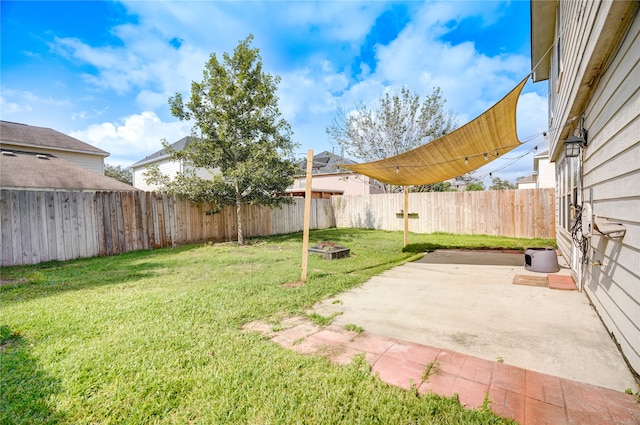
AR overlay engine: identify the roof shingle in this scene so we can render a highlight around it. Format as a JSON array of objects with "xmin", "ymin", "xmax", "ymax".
[
  {"xmin": 0, "ymin": 120, "xmax": 108, "ymax": 156},
  {"xmin": 1, "ymin": 150, "xmax": 138, "ymax": 191}
]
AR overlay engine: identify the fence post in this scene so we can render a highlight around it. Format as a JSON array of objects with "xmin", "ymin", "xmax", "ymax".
[{"xmin": 301, "ymin": 150, "xmax": 313, "ymax": 283}]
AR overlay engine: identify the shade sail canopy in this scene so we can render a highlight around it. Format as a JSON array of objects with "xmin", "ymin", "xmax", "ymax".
[{"xmin": 341, "ymin": 77, "xmax": 529, "ymax": 186}]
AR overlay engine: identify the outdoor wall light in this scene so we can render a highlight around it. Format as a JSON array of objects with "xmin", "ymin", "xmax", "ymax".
[
  {"xmin": 565, "ymin": 117, "xmax": 588, "ymax": 158},
  {"xmin": 564, "ymin": 134, "xmax": 587, "ymax": 158}
]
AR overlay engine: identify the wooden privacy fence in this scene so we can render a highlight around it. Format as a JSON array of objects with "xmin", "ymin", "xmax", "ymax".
[
  {"xmin": 331, "ymin": 189, "xmax": 556, "ymax": 239},
  {"xmin": 0, "ymin": 190, "xmax": 335, "ymax": 266},
  {"xmin": 1, "ymin": 188, "xmax": 555, "ymax": 267}
]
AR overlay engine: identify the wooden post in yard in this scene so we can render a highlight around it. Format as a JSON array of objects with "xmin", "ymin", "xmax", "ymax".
[
  {"xmin": 404, "ymin": 185, "xmax": 409, "ymax": 247},
  {"xmin": 301, "ymin": 149, "xmax": 313, "ymax": 282}
]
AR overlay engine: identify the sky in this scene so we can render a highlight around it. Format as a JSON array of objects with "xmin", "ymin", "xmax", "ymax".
[{"xmin": 1, "ymin": 0, "xmax": 549, "ymax": 185}]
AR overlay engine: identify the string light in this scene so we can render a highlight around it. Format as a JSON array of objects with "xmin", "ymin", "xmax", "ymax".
[
  {"xmin": 483, "ymin": 153, "xmax": 488, "ymax": 160},
  {"xmin": 464, "ymin": 157, "xmax": 468, "ymax": 165},
  {"xmin": 395, "ymin": 166, "xmax": 400, "ymax": 173}
]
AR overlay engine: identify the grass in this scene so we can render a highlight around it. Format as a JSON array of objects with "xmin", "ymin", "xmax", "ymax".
[
  {"xmin": 421, "ymin": 360, "xmax": 441, "ymax": 384},
  {"xmin": 0, "ymin": 229, "xmax": 529, "ymax": 424},
  {"xmin": 403, "ymin": 232, "xmax": 556, "ymax": 253},
  {"xmin": 344, "ymin": 324, "xmax": 364, "ymax": 334}
]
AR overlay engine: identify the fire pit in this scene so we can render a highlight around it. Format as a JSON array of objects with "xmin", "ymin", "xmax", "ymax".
[{"xmin": 308, "ymin": 242, "xmax": 350, "ymax": 260}]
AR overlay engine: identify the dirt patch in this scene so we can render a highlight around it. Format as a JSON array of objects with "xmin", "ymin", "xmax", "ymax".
[
  {"xmin": 281, "ymin": 280, "xmax": 305, "ymax": 288},
  {"xmin": 0, "ymin": 278, "xmax": 28, "ymax": 286}
]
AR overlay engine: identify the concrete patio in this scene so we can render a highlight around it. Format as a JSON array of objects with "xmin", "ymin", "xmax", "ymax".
[
  {"xmin": 243, "ymin": 249, "xmax": 640, "ymax": 424},
  {"xmin": 313, "ymin": 250, "xmax": 638, "ymax": 392}
]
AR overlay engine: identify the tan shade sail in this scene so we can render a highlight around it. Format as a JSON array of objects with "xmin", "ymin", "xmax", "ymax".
[{"xmin": 341, "ymin": 76, "xmax": 529, "ymax": 186}]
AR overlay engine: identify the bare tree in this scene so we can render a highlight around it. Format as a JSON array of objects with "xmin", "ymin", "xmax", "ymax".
[
  {"xmin": 327, "ymin": 87, "xmax": 456, "ymax": 192},
  {"xmin": 327, "ymin": 87, "xmax": 456, "ymax": 161}
]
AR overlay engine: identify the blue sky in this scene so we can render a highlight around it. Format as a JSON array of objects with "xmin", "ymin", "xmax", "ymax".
[{"xmin": 1, "ymin": 0, "xmax": 548, "ymax": 184}]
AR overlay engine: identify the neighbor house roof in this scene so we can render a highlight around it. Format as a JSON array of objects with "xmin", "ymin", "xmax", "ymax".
[
  {"xmin": 0, "ymin": 150, "xmax": 138, "ymax": 191},
  {"xmin": 0, "ymin": 120, "xmax": 108, "ymax": 157},
  {"xmin": 516, "ymin": 175, "xmax": 536, "ymax": 184},
  {"xmin": 300, "ymin": 151, "xmax": 357, "ymax": 175},
  {"xmin": 131, "ymin": 136, "xmax": 191, "ymax": 168}
]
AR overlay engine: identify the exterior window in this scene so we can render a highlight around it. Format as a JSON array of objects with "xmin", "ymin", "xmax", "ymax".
[{"xmin": 558, "ymin": 156, "xmax": 578, "ymax": 231}]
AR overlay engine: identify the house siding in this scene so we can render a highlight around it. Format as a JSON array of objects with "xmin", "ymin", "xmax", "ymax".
[
  {"xmin": 133, "ymin": 159, "xmax": 182, "ymax": 191},
  {"xmin": 293, "ymin": 173, "xmax": 384, "ymax": 196},
  {"xmin": 518, "ymin": 182, "xmax": 536, "ymax": 190},
  {"xmin": 1, "ymin": 143, "xmax": 104, "ymax": 174},
  {"xmin": 187, "ymin": 164, "xmax": 218, "ymax": 181},
  {"xmin": 536, "ymin": 157, "xmax": 556, "ymax": 188},
  {"xmin": 546, "ymin": 2, "xmax": 640, "ymax": 375},
  {"xmin": 581, "ymin": 10, "xmax": 640, "ymax": 375}
]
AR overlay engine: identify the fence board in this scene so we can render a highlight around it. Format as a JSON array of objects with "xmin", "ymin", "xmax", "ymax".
[
  {"xmin": 82, "ymin": 192, "xmax": 94, "ymax": 257},
  {"xmin": 18, "ymin": 191, "xmax": 32, "ymax": 265},
  {"xmin": 95, "ymin": 193, "xmax": 106, "ymax": 257},
  {"xmin": 9, "ymin": 191, "xmax": 21, "ymax": 264},
  {"xmin": 35, "ymin": 192, "xmax": 49, "ymax": 263},
  {"xmin": 74, "ymin": 192, "xmax": 86, "ymax": 260},
  {"xmin": 0, "ymin": 191, "xmax": 11, "ymax": 266}
]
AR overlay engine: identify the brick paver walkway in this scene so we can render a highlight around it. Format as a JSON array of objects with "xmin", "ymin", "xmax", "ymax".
[{"xmin": 243, "ymin": 317, "xmax": 640, "ymax": 425}]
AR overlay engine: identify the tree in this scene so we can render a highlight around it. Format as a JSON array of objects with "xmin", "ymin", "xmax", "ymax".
[
  {"xmin": 465, "ymin": 181, "xmax": 485, "ymax": 191},
  {"xmin": 489, "ymin": 177, "xmax": 516, "ymax": 190},
  {"xmin": 148, "ymin": 35, "xmax": 298, "ymax": 245},
  {"xmin": 410, "ymin": 181, "xmax": 457, "ymax": 192},
  {"xmin": 452, "ymin": 172, "xmax": 484, "ymax": 191},
  {"xmin": 104, "ymin": 163, "xmax": 133, "ymax": 185},
  {"xmin": 326, "ymin": 86, "xmax": 456, "ymax": 192}
]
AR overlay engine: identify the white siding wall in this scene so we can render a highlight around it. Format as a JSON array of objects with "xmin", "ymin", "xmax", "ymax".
[
  {"xmin": 132, "ymin": 159, "xmax": 182, "ymax": 191},
  {"xmin": 581, "ymin": 13, "xmax": 640, "ymax": 376},
  {"xmin": 518, "ymin": 182, "xmax": 536, "ymax": 190},
  {"xmin": 548, "ymin": 1, "xmax": 603, "ymax": 158},
  {"xmin": 293, "ymin": 173, "xmax": 384, "ymax": 195},
  {"xmin": 549, "ymin": 4, "xmax": 640, "ymax": 375},
  {"xmin": 536, "ymin": 158, "xmax": 556, "ymax": 188},
  {"xmin": 0, "ymin": 143, "xmax": 104, "ymax": 174},
  {"xmin": 188, "ymin": 165, "xmax": 219, "ymax": 180},
  {"xmin": 132, "ymin": 161, "xmax": 218, "ymax": 191}
]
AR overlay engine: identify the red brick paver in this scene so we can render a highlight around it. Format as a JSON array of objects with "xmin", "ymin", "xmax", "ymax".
[
  {"xmin": 548, "ymin": 274, "xmax": 578, "ymax": 290},
  {"xmin": 242, "ymin": 318, "xmax": 640, "ymax": 424}
]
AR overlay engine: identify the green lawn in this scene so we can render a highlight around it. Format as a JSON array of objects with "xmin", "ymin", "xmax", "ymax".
[{"xmin": 1, "ymin": 229, "xmax": 548, "ymax": 424}]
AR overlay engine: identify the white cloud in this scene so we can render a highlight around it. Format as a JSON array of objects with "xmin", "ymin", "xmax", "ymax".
[
  {"xmin": 69, "ymin": 111, "xmax": 191, "ymax": 167},
  {"xmin": 14, "ymin": 0, "xmax": 545, "ymax": 176},
  {"xmin": 372, "ymin": 28, "xmax": 529, "ymax": 121},
  {"xmin": 0, "ymin": 95, "xmax": 32, "ymax": 114},
  {"xmin": 516, "ymin": 91, "xmax": 549, "ymax": 143},
  {"xmin": 0, "ymin": 88, "xmax": 70, "ymax": 117}
]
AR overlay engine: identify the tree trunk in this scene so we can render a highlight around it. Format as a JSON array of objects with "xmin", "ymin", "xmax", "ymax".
[{"xmin": 235, "ymin": 184, "xmax": 244, "ymax": 245}]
